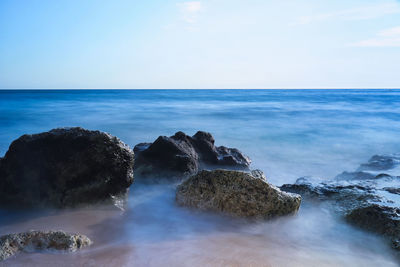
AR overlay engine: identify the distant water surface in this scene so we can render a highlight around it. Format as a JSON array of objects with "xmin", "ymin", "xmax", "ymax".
[
  {"xmin": 1, "ymin": 89, "xmax": 400, "ymax": 184},
  {"xmin": 0, "ymin": 89, "xmax": 400, "ymax": 266}
]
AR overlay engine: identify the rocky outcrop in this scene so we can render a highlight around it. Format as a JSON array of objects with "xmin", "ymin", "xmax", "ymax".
[
  {"xmin": 384, "ymin": 187, "xmax": 400, "ymax": 195},
  {"xmin": 0, "ymin": 230, "xmax": 92, "ymax": 261},
  {"xmin": 346, "ymin": 205, "xmax": 400, "ymax": 249},
  {"xmin": 176, "ymin": 169, "xmax": 301, "ymax": 219},
  {"xmin": 280, "ymin": 178, "xmax": 380, "ymax": 209},
  {"xmin": 280, "ymin": 154, "xmax": 400, "ymax": 251},
  {"xmin": 358, "ymin": 154, "xmax": 400, "ymax": 172},
  {"xmin": 134, "ymin": 132, "xmax": 199, "ymax": 179},
  {"xmin": 134, "ymin": 131, "xmax": 251, "ymax": 180},
  {"xmin": 0, "ymin": 127, "xmax": 134, "ymax": 208}
]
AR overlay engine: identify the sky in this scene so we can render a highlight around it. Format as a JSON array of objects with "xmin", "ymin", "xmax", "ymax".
[{"xmin": 0, "ymin": 0, "xmax": 399, "ymax": 89}]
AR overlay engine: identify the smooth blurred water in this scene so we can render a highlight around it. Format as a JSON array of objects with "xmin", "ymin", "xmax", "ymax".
[
  {"xmin": 1, "ymin": 89, "xmax": 400, "ymax": 266},
  {"xmin": 1, "ymin": 89, "xmax": 400, "ymax": 184}
]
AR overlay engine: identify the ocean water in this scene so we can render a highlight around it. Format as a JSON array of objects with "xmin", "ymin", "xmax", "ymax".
[{"xmin": 1, "ymin": 89, "xmax": 400, "ymax": 266}]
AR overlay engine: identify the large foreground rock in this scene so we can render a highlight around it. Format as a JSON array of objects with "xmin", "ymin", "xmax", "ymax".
[
  {"xmin": 280, "ymin": 154, "xmax": 400, "ymax": 251},
  {"xmin": 0, "ymin": 230, "xmax": 92, "ymax": 261},
  {"xmin": 134, "ymin": 131, "xmax": 251, "ymax": 180},
  {"xmin": 0, "ymin": 127, "xmax": 134, "ymax": 208},
  {"xmin": 176, "ymin": 170, "xmax": 301, "ymax": 219}
]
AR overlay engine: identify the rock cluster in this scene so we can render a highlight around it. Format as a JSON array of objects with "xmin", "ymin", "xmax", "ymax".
[
  {"xmin": 0, "ymin": 127, "xmax": 306, "ymax": 261},
  {"xmin": 176, "ymin": 169, "xmax": 301, "ymax": 219},
  {"xmin": 0, "ymin": 230, "xmax": 92, "ymax": 261},
  {"xmin": 280, "ymin": 154, "xmax": 400, "ymax": 251},
  {"xmin": 134, "ymin": 131, "xmax": 251, "ymax": 180},
  {"xmin": 0, "ymin": 127, "xmax": 134, "ymax": 208}
]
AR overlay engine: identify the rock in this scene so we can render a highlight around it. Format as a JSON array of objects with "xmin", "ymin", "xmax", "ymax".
[
  {"xmin": 215, "ymin": 146, "xmax": 251, "ymax": 169},
  {"xmin": 133, "ymin": 143, "xmax": 151, "ymax": 154},
  {"xmin": 191, "ymin": 131, "xmax": 219, "ymax": 164},
  {"xmin": 280, "ymin": 178, "xmax": 377, "ymax": 204},
  {"xmin": 176, "ymin": 170, "xmax": 301, "ymax": 219},
  {"xmin": 358, "ymin": 154, "xmax": 400, "ymax": 172},
  {"xmin": 384, "ymin": 187, "xmax": 400, "ymax": 195},
  {"xmin": 280, "ymin": 154, "xmax": 400, "ymax": 252},
  {"xmin": 250, "ymin": 169, "xmax": 267, "ymax": 181},
  {"xmin": 0, "ymin": 230, "xmax": 92, "ymax": 261},
  {"xmin": 346, "ymin": 205, "xmax": 400, "ymax": 250},
  {"xmin": 335, "ymin": 171, "xmax": 376, "ymax": 181},
  {"xmin": 0, "ymin": 127, "xmax": 134, "ymax": 208},
  {"xmin": 134, "ymin": 132, "xmax": 199, "ymax": 179},
  {"xmin": 134, "ymin": 131, "xmax": 251, "ymax": 180},
  {"xmin": 280, "ymin": 182, "xmax": 323, "ymax": 199}
]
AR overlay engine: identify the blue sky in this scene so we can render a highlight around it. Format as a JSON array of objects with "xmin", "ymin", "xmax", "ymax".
[{"xmin": 0, "ymin": 0, "xmax": 399, "ymax": 89}]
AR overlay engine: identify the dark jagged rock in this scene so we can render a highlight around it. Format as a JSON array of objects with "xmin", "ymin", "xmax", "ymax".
[
  {"xmin": 282, "ymin": 179, "xmax": 400, "ymax": 251},
  {"xmin": 335, "ymin": 154, "xmax": 400, "ymax": 181},
  {"xmin": 346, "ymin": 205, "xmax": 400, "ymax": 249},
  {"xmin": 133, "ymin": 143, "xmax": 151, "ymax": 154},
  {"xmin": 280, "ymin": 182, "xmax": 323, "ymax": 199},
  {"xmin": 134, "ymin": 131, "xmax": 251, "ymax": 180},
  {"xmin": 0, "ymin": 230, "xmax": 92, "ymax": 261},
  {"xmin": 0, "ymin": 127, "xmax": 134, "ymax": 208},
  {"xmin": 281, "ymin": 179, "xmax": 376, "ymax": 204},
  {"xmin": 134, "ymin": 132, "xmax": 199, "ymax": 179},
  {"xmin": 176, "ymin": 169, "xmax": 301, "ymax": 219},
  {"xmin": 280, "ymin": 153, "xmax": 400, "ymax": 252},
  {"xmin": 358, "ymin": 154, "xmax": 400, "ymax": 172},
  {"xmin": 191, "ymin": 131, "xmax": 219, "ymax": 164},
  {"xmin": 384, "ymin": 187, "xmax": 400, "ymax": 195},
  {"xmin": 215, "ymin": 146, "xmax": 251, "ymax": 168}
]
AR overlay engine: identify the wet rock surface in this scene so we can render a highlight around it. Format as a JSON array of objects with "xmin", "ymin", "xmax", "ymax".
[
  {"xmin": 384, "ymin": 187, "xmax": 400, "ymax": 195},
  {"xmin": 358, "ymin": 154, "xmax": 400, "ymax": 172},
  {"xmin": 0, "ymin": 230, "xmax": 92, "ymax": 261},
  {"xmin": 176, "ymin": 169, "xmax": 301, "ymax": 219},
  {"xmin": 134, "ymin": 131, "xmax": 251, "ymax": 180},
  {"xmin": 0, "ymin": 127, "xmax": 134, "ymax": 208},
  {"xmin": 346, "ymin": 205, "xmax": 400, "ymax": 247},
  {"xmin": 280, "ymin": 154, "xmax": 400, "ymax": 251}
]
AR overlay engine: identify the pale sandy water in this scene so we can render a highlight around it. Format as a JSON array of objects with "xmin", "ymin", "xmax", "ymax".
[{"xmin": 0, "ymin": 183, "xmax": 398, "ymax": 267}]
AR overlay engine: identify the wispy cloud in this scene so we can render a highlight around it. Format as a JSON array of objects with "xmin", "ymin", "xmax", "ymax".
[
  {"xmin": 293, "ymin": 3, "xmax": 400, "ymax": 25},
  {"xmin": 177, "ymin": 1, "xmax": 202, "ymax": 24},
  {"xmin": 350, "ymin": 26, "xmax": 400, "ymax": 47}
]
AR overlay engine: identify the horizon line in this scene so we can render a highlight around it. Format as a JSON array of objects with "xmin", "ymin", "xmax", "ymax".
[{"xmin": 1, "ymin": 88, "xmax": 400, "ymax": 90}]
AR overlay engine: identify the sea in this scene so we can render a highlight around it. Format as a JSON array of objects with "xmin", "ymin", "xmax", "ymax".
[{"xmin": 0, "ymin": 89, "xmax": 400, "ymax": 266}]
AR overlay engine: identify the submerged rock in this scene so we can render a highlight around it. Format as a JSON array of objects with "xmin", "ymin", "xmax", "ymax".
[
  {"xmin": 0, "ymin": 127, "xmax": 134, "ymax": 208},
  {"xmin": 335, "ymin": 171, "xmax": 377, "ymax": 181},
  {"xmin": 280, "ymin": 154, "xmax": 400, "ymax": 251},
  {"xmin": 280, "ymin": 178, "xmax": 378, "ymax": 206},
  {"xmin": 358, "ymin": 154, "xmax": 400, "ymax": 172},
  {"xmin": 176, "ymin": 169, "xmax": 301, "ymax": 219},
  {"xmin": 0, "ymin": 230, "xmax": 92, "ymax": 261},
  {"xmin": 134, "ymin": 131, "xmax": 251, "ymax": 180},
  {"xmin": 384, "ymin": 187, "xmax": 400, "ymax": 195},
  {"xmin": 346, "ymin": 204, "xmax": 400, "ymax": 248}
]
